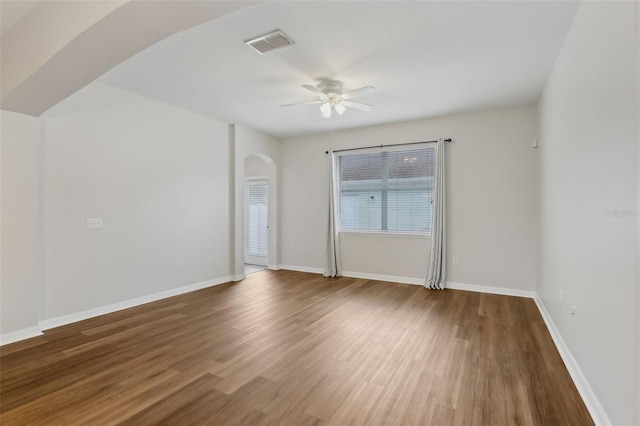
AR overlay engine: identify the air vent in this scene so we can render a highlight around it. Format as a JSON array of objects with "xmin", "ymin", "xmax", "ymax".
[{"xmin": 245, "ymin": 30, "xmax": 295, "ymax": 55}]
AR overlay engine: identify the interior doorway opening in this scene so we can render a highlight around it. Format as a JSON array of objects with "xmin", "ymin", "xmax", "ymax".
[{"xmin": 242, "ymin": 153, "xmax": 275, "ymax": 276}]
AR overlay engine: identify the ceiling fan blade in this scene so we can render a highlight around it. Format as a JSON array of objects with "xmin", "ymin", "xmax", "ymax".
[
  {"xmin": 341, "ymin": 86, "xmax": 376, "ymax": 100},
  {"xmin": 281, "ymin": 100, "xmax": 323, "ymax": 107},
  {"xmin": 342, "ymin": 100, "xmax": 374, "ymax": 111},
  {"xmin": 302, "ymin": 84, "xmax": 324, "ymax": 96}
]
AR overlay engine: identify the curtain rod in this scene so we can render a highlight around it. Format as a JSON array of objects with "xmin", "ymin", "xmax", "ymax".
[{"xmin": 325, "ymin": 138, "xmax": 452, "ymax": 154}]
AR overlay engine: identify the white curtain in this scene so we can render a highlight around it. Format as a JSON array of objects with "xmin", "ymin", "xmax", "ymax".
[
  {"xmin": 324, "ymin": 153, "xmax": 342, "ymax": 277},
  {"xmin": 425, "ymin": 139, "xmax": 446, "ymax": 289}
]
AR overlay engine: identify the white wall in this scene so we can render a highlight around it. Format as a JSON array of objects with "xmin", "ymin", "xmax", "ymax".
[
  {"xmin": 233, "ymin": 124, "xmax": 280, "ymax": 277},
  {"xmin": 280, "ymin": 105, "xmax": 539, "ymax": 290},
  {"xmin": 538, "ymin": 2, "xmax": 639, "ymax": 424},
  {"xmin": 41, "ymin": 81, "xmax": 230, "ymax": 321},
  {"xmin": 0, "ymin": 110, "xmax": 42, "ymax": 338}
]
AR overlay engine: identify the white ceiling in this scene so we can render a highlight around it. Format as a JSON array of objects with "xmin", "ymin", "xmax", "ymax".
[{"xmin": 100, "ymin": 1, "xmax": 579, "ymax": 139}]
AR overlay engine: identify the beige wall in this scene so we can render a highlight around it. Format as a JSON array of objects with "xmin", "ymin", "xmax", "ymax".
[
  {"xmin": 280, "ymin": 105, "xmax": 539, "ymax": 291},
  {"xmin": 0, "ymin": 81, "xmax": 283, "ymax": 338},
  {"xmin": 0, "ymin": 110, "xmax": 42, "ymax": 337},
  {"xmin": 636, "ymin": 2, "xmax": 640, "ymax": 421},
  {"xmin": 538, "ymin": 2, "xmax": 639, "ymax": 424},
  {"xmin": 41, "ymin": 81, "xmax": 230, "ymax": 321}
]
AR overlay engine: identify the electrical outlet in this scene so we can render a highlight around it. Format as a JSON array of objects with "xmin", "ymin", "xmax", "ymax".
[
  {"xmin": 173, "ymin": 260, "xmax": 182, "ymax": 270},
  {"xmin": 452, "ymin": 257, "xmax": 458, "ymax": 266},
  {"xmin": 86, "ymin": 218, "xmax": 102, "ymax": 229}
]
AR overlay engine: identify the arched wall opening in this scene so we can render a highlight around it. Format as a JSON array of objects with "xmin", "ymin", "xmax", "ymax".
[
  {"xmin": 242, "ymin": 154, "xmax": 277, "ymax": 274},
  {"xmin": 231, "ymin": 144, "xmax": 278, "ymax": 280}
]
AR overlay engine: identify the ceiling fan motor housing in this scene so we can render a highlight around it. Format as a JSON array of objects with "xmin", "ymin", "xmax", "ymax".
[
  {"xmin": 281, "ymin": 80, "xmax": 375, "ymax": 117},
  {"xmin": 317, "ymin": 80, "xmax": 343, "ymax": 95}
]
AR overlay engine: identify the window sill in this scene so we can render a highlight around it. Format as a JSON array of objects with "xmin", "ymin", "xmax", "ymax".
[{"xmin": 339, "ymin": 231, "xmax": 430, "ymax": 239}]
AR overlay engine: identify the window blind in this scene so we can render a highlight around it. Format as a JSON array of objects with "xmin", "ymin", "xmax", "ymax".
[
  {"xmin": 337, "ymin": 147, "xmax": 436, "ymax": 234},
  {"xmin": 245, "ymin": 183, "xmax": 268, "ymax": 256}
]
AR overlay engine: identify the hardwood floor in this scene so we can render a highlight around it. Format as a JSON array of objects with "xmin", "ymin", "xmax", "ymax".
[{"xmin": 0, "ymin": 270, "xmax": 593, "ymax": 425}]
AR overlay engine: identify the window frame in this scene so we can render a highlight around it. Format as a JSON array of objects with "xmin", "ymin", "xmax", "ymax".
[{"xmin": 334, "ymin": 144, "xmax": 436, "ymax": 237}]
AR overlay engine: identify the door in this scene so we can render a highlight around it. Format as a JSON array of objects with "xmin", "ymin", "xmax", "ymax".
[{"xmin": 245, "ymin": 180, "xmax": 268, "ymax": 266}]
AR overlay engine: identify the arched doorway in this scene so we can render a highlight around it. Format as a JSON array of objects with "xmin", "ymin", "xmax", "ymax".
[{"xmin": 241, "ymin": 153, "xmax": 277, "ymax": 276}]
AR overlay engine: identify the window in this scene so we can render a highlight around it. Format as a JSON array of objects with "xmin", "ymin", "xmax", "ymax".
[{"xmin": 337, "ymin": 147, "xmax": 436, "ymax": 234}]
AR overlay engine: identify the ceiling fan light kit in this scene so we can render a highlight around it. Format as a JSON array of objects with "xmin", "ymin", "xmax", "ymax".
[
  {"xmin": 320, "ymin": 102, "xmax": 332, "ymax": 118},
  {"xmin": 282, "ymin": 80, "xmax": 375, "ymax": 118}
]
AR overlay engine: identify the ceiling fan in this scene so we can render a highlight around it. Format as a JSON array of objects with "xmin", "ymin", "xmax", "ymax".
[{"xmin": 281, "ymin": 80, "xmax": 375, "ymax": 118}]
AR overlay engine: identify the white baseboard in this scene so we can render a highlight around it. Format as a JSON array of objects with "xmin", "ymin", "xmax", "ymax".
[
  {"xmin": 341, "ymin": 271, "xmax": 535, "ymax": 298},
  {"xmin": 533, "ymin": 296, "xmax": 610, "ymax": 426},
  {"xmin": 39, "ymin": 276, "xmax": 232, "ymax": 331},
  {"xmin": 447, "ymin": 281, "xmax": 536, "ymax": 298},
  {"xmin": 232, "ymin": 274, "xmax": 246, "ymax": 282},
  {"xmin": 0, "ymin": 326, "xmax": 44, "ymax": 346},
  {"xmin": 342, "ymin": 270, "xmax": 424, "ymax": 285},
  {"xmin": 267, "ymin": 264, "xmax": 279, "ymax": 270},
  {"xmin": 278, "ymin": 264, "xmax": 324, "ymax": 275}
]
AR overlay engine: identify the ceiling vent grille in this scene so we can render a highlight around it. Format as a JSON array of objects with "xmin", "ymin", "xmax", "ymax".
[{"xmin": 245, "ymin": 30, "xmax": 295, "ymax": 55}]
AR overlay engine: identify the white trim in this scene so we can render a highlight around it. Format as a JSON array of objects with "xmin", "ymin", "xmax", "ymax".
[
  {"xmin": 40, "ymin": 276, "xmax": 232, "ymax": 331},
  {"xmin": 267, "ymin": 264, "xmax": 279, "ymax": 270},
  {"xmin": 233, "ymin": 274, "xmax": 246, "ymax": 281},
  {"xmin": 534, "ymin": 296, "xmax": 610, "ymax": 426},
  {"xmin": 342, "ymin": 270, "xmax": 424, "ymax": 285},
  {"xmin": 446, "ymin": 281, "xmax": 536, "ymax": 298},
  {"xmin": 339, "ymin": 272, "xmax": 536, "ymax": 298},
  {"xmin": 278, "ymin": 264, "xmax": 324, "ymax": 275},
  {"xmin": 0, "ymin": 326, "xmax": 43, "ymax": 346},
  {"xmin": 339, "ymin": 231, "xmax": 430, "ymax": 240},
  {"xmin": 280, "ymin": 267, "xmax": 536, "ymax": 298}
]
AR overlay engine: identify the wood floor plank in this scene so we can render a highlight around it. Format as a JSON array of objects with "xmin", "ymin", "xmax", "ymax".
[
  {"xmin": 117, "ymin": 373, "xmax": 226, "ymax": 425},
  {"xmin": 0, "ymin": 270, "xmax": 593, "ymax": 425}
]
